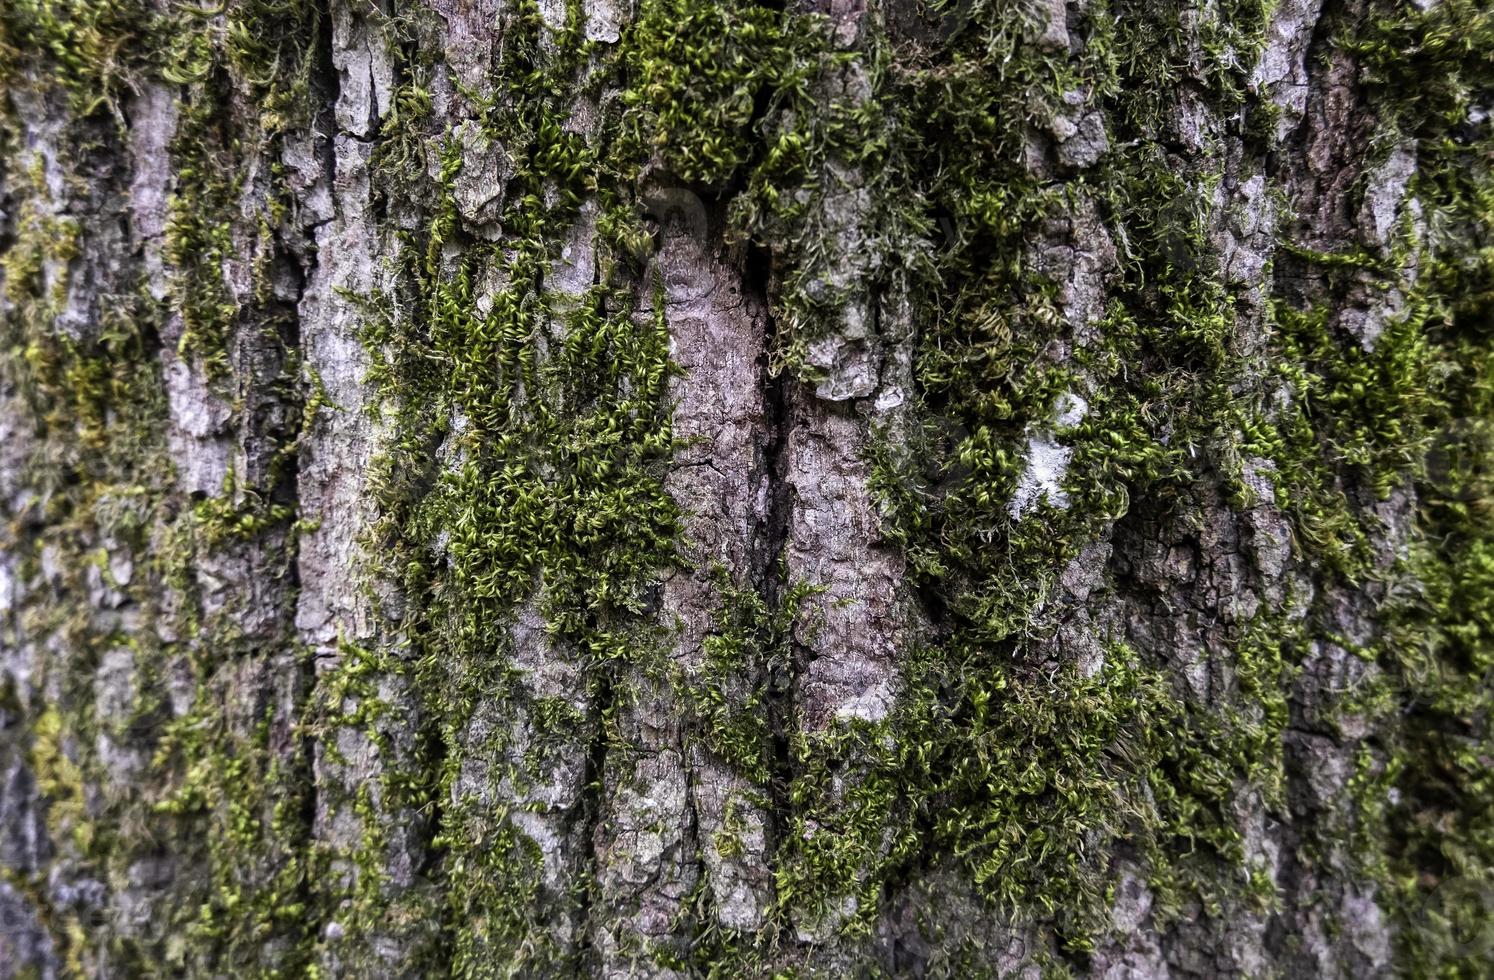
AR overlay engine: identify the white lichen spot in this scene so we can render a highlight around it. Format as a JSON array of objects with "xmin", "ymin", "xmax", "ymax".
[
  {"xmin": 1360, "ymin": 143, "xmax": 1417, "ymax": 247},
  {"xmin": 1077, "ymin": 643, "xmax": 1106, "ymax": 678},
  {"xmin": 538, "ymin": 0, "xmax": 567, "ymax": 30},
  {"xmin": 511, "ymin": 811, "xmax": 562, "ymax": 865},
  {"xmin": 874, "ymin": 385, "xmax": 905, "ymax": 412},
  {"xmin": 1008, "ymin": 391, "xmax": 1088, "ymax": 519},
  {"xmin": 585, "ymin": 0, "xmax": 623, "ymax": 42},
  {"xmin": 1008, "ymin": 434, "xmax": 1074, "ymax": 519},
  {"xmin": 834, "ymin": 679, "xmax": 895, "ymax": 723},
  {"xmin": 1053, "ymin": 390, "xmax": 1089, "ymax": 429}
]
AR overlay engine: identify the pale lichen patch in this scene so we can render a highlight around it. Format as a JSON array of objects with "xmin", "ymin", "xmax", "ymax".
[{"xmin": 1008, "ymin": 391, "xmax": 1089, "ymax": 519}]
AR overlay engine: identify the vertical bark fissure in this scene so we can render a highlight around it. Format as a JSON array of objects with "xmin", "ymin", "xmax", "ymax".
[
  {"xmin": 1264, "ymin": 0, "xmax": 1389, "ymax": 965},
  {"xmin": 749, "ymin": 242, "xmax": 798, "ymax": 912},
  {"xmin": 292, "ymin": 0, "xmax": 340, "ymax": 893},
  {"xmin": 577, "ymin": 466, "xmax": 617, "ymax": 963}
]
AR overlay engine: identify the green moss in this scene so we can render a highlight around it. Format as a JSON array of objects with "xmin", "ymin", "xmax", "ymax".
[
  {"xmin": 338, "ymin": 1, "xmax": 694, "ymax": 969},
  {"xmin": 622, "ymin": 0, "xmax": 821, "ymax": 187},
  {"xmin": 152, "ymin": 695, "xmax": 322, "ymax": 975},
  {"xmin": 1366, "ymin": 283, "xmax": 1493, "ymax": 974},
  {"xmin": 162, "ymin": 90, "xmax": 240, "ymax": 378},
  {"xmin": 223, "ymin": 0, "xmax": 323, "ymax": 134},
  {"xmin": 0, "ymin": 2, "xmax": 332, "ymax": 972},
  {"xmin": 6, "ymin": 0, "xmax": 1489, "ymax": 970},
  {"xmin": 753, "ymin": 0, "xmax": 1310, "ymax": 957},
  {"xmin": 2, "ymin": 147, "xmax": 172, "ymax": 975},
  {"xmin": 677, "ymin": 567, "xmax": 817, "ymax": 785},
  {"xmin": 774, "ymin": 625, "xmax": 1293, "ymax": 951},
  {"xmin": 1274, "ymin": 1, "xmax": 1494, "ymax": 973},
  {"xmin": 160, "ymin": 0, "xmax": 323, "ymax": 375},
  {"xmin": 1244, "ymin": 295, "xmax": 1437, "ymax": 578},
  {"xmin": 0, "ymin": 0, "xmax": 158, "ymax": 116},
  {"xmin": 31, "ymin": 707, "xmax": 91, "ymax": 854}
]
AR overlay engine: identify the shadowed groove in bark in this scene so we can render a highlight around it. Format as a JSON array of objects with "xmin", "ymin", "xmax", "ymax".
[
  {"xmin": 291, "ymin": 0, "xmax": 339, "ymax": 911},
  {"xmin": 578, "ymin": 623, "xmax": 614, "ymax": 969},
  {"xmin": 747, "ymin": 236, "xmax": 799, "ymax": 928}
]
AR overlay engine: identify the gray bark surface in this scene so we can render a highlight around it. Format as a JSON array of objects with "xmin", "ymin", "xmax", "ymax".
[{"xmin": 1, "ymin": 0, "xmax": 1491, "ymax": 976}]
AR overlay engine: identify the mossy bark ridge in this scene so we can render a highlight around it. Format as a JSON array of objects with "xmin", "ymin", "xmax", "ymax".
[{"xmin": 1, "ymin": 0, "xmax": 1491, "ymax": 976}]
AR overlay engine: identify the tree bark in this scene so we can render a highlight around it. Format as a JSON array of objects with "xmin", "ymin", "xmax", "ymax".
[{"xmin": 1, "ymin": 0, "xmax": 1491, "ymax": 976}]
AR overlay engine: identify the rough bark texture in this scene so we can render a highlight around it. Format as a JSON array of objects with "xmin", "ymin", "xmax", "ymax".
[{"xmin": 1, "ymin": 0, "xmax": 1491, "ymax": 976}]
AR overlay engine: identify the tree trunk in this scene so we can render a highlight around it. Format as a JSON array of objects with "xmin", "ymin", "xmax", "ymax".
[{"xmin": 1, "ymin": 0, "xmax": 1491, "ymax": 976}]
